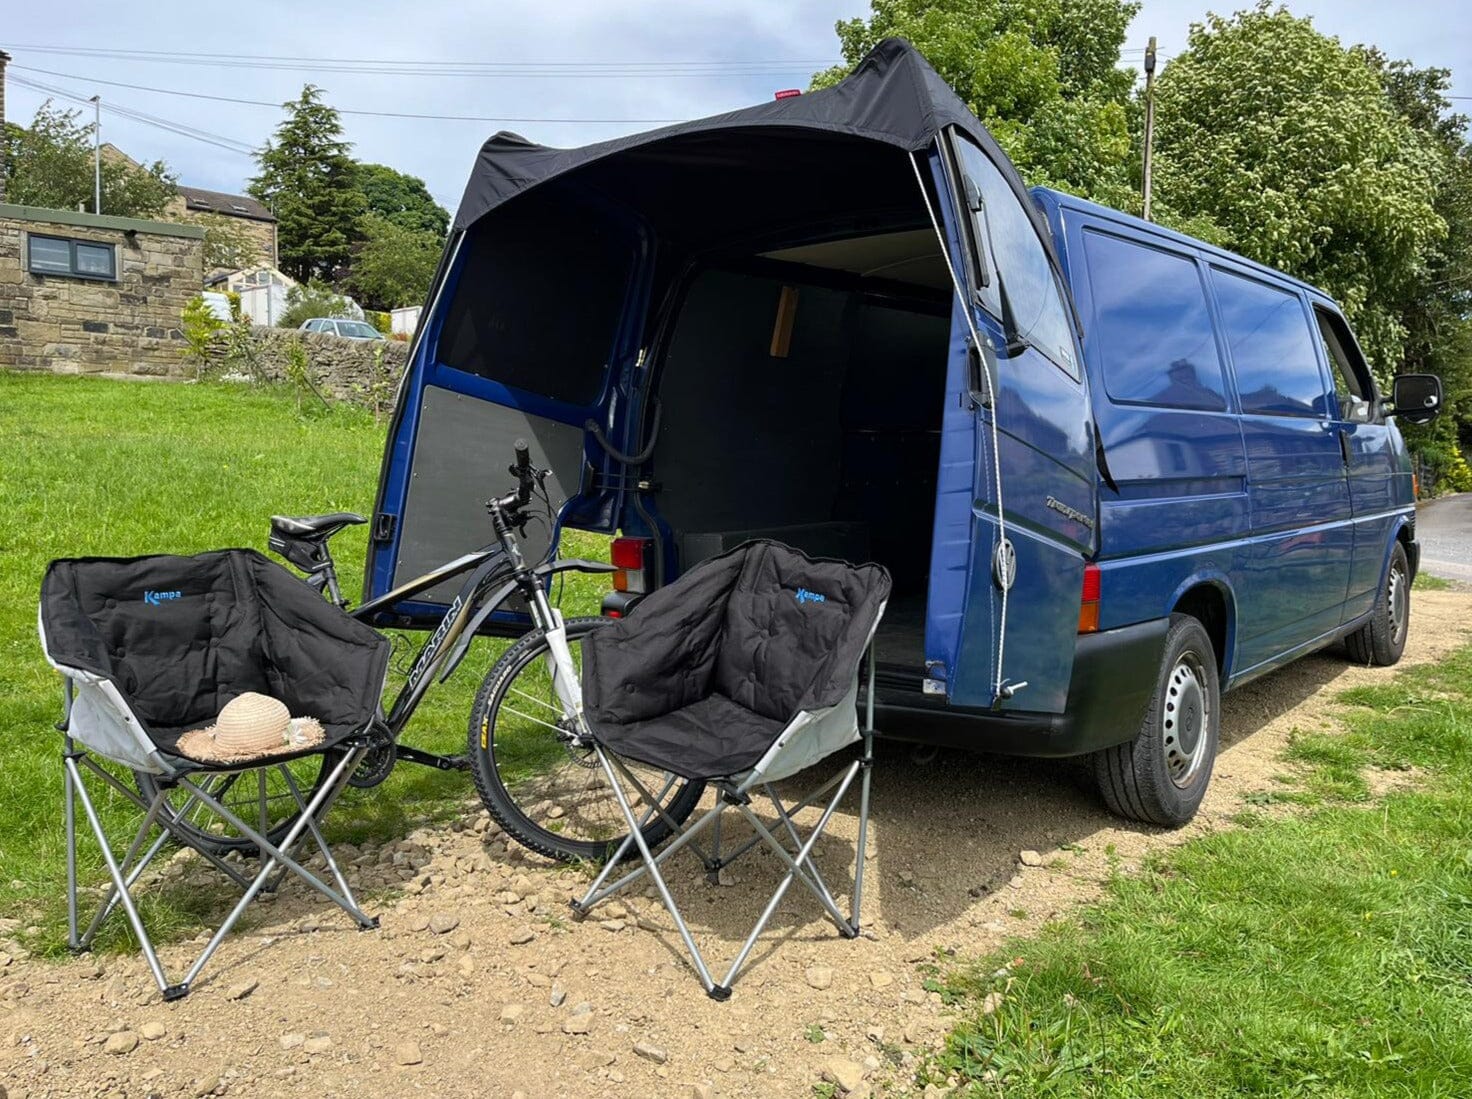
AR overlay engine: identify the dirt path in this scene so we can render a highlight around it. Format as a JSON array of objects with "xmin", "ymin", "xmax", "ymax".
[{"xmin": 4, "ymin": 590, "xmax": 1469, "ymax": 1099}]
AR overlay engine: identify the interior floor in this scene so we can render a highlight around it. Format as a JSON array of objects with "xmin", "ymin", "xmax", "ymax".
[{"xmin": 645, "ymin": 234, "xmax": 952, "ymax": 672}]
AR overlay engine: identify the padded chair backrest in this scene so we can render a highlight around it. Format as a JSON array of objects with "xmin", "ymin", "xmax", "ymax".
[
  {"xmin": 41, "ymin": 550, "xmax": 390, "ymax": 744},
  {"xmin": 713, "ymin": 542, "xmax": 890, "ymax": 721}
]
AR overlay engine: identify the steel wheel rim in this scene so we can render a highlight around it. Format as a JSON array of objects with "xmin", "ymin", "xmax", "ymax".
[
  {"xmin": 1162, "ymin": 650, "xmax": 1211, "ymax": 789},
  {"xmin": 1388, "ymin": 563, "xmax": 1409, "ymax": 646}
]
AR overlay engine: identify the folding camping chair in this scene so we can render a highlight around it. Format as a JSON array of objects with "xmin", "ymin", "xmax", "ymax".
[
  {"xmin": 38, "ymin": 549, "xmax": 392, "ymax": 1000},
  {"xmin": 570, "ymin": 540, "xmax": 890, "ymax": 999}
]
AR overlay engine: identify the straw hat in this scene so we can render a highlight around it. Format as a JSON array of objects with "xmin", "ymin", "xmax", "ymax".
[{"xmin": 176, "ymin": 692, "xmax": 324, "ymax": 764}]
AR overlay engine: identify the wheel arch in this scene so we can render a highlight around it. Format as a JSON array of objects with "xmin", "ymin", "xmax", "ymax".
[{"xmin": 1169, "ymin": 578, "xmax": 1235, "ymax": 681}]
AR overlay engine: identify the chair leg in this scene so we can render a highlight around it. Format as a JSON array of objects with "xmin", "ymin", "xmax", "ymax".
[
  {"xmin": 64, "ymin": 746, "xmax": 79, "ymax": 951},
  {"xmin": 591, "ymin": 747, "xmax": 721, "ymax": 997},
  {"xmin": 852, "ymin": 731, "xmax": 874, "ymax": 928},
  {"xmin": 66, "ymin": 756, "xmax": 172, "ymax": 995},
  {"xmin": 175, "ymin": 748, "xmax": 374, "ymax": 995},
  {"xmin": 718, "ymin": 761, "xmax": 862, "ymax": 991}
]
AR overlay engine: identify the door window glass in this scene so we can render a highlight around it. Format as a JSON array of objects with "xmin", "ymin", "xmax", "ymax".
[
  {"xmin": 1314, "ymin": 306, "xmax": 1375, "ymax": 422},
  {"xmin": 1212, "ymin": 268, "xmax": 1329, "ymax": 417},
  {"xmin": 1081, "ymin": 230, "xmax": 1226, "ymax": 411},
  {"xmin": 953, "ymin": 138, "xmax": 1077, "ymax": 378}
]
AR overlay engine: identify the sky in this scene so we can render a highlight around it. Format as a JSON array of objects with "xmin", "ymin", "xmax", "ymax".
[{"xmin": 2, "ymin": 1, "xmax": 1467, "ymax": 216}]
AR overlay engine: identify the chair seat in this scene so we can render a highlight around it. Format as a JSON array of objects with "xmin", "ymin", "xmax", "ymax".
[{"xmin": 593, "ymin": 693, "xmax": 785, "ymax": 781}]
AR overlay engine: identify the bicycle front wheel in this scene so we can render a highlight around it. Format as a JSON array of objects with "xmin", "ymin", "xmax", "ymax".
[{"xmin": 467, "ymin": 616, "xmax": 705, "ymax": 864}]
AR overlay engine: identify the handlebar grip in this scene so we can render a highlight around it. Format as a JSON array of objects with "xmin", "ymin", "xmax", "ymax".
[{"xmin": 513, "ymin": 439, "xmax": 530, "ymax": 475}]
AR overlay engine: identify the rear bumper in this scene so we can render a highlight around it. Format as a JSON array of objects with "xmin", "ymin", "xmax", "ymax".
[{"xmin": 873, "ymin": 617, "xmax": 1168, "ymax": 758}]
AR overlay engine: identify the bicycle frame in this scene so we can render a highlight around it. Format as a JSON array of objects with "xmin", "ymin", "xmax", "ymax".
[{"xmin": 345, "ymin": 539, "xmax": 613, "ymax": 767}]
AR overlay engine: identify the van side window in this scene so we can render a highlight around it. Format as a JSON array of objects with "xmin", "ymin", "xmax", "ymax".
[
  {"xmin": 953, "ymin": 139, "xmax": 1078, "ymax": 379},
  {"xmin": 1211, "ymin": 268, "xmax": 1329, "ymax": 418},
  {"xmin": 1314, "ymin": 306, "xmax": 1376, "ymax": 423},
  {"xmin": 1081, "ymin": 230, "xmax": 1226, "ymax": 411}
]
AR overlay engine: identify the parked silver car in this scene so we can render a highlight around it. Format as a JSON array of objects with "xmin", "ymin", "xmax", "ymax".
[{"xmin": 299, "ymin": 318, "xmax": 384, "ymax": 340}]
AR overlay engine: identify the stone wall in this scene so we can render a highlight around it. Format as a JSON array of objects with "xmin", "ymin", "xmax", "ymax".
[
  {"xmin": 237, "ymin": 326, "xmax": 409, "ymax": 402},
  {"xmin": 0, "ymin": 204, "xmax": 205, "ymax": 375}
]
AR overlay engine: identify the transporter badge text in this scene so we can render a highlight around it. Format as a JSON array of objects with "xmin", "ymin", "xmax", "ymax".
[{"xmin": 1045, "ymin": 496, "xmax": 1095, "ymax": 529}]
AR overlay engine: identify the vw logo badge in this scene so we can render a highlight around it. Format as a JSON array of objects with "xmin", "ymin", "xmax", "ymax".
[{"xmin": 992, "ymin": 538, "xmax": 1017, "ymax": 591}]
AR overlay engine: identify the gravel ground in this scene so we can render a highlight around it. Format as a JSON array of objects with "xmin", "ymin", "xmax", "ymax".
[{"xmin": 3, "ymin": 589, "xmax": 1468, "ymax": 1099}]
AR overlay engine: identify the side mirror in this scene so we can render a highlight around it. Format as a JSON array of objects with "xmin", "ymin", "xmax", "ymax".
[{"xmin": 1390, "ymin": 373, "xmax": 1442, "ymax": 425}]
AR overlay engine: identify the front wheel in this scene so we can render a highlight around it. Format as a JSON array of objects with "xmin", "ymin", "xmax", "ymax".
[
  {"xmin": 468, "ymin": 616, "xmax": 706, "ymax": 864},
  {"xmin": 1344, "ymin": 542, "xmax": 1410, "ymax": 667},
  {"xmin": 1093, "ymin": 613, "xmax": 1220, "ymax": 828}
]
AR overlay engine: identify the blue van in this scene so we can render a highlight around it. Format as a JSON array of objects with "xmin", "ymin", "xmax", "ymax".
[{"xmin": 364, "ymin": 39, "xmax": 1442, "ymax": 826}]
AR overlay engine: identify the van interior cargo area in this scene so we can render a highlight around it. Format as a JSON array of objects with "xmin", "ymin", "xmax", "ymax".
[
  {"xmin": 649, "ymin": 230, "xmax": 951, "ymax": 673},
  {"xmin": 413, "ymin": 124, "xmax": 965, "ymax": 675}
]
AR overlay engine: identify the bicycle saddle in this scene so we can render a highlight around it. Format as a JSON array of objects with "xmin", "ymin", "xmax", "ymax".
[{"xmin": 269, "ymin": 512, "xmax": 367, "ymax": 540}]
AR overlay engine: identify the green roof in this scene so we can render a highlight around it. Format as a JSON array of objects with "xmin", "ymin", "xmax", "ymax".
[{"xmin": 0, "ymin": 203, "xmax": 206, "ymax": 240}]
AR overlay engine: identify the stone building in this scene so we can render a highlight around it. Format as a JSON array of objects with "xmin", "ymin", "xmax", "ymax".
[
  {"xmin": 165, "ymin": 186, "xmax": 278, "ymax": 274},
  {"xmin": 0, "ymin": 203, "xmax": 205, "ymax": 375}
]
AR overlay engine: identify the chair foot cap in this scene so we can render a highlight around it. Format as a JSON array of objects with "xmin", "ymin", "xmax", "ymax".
[
  {"xmin": 162, "ymin": 984, "xmax": 190, "ymax": 1002},
  {"xmin": 707, "ymin": 984, "xmax": 733, "ymax": 1002},
  {"xmin": 839, "ymin": 923, "xmax": 860, "ymax": 940},
  {"xmin": 66, "ymin": 943, "xmax": 91, "ymax": 956},
  {"xmin": 357, "ymin": 915, "xmax": 380, "ymax": 931},
  {"xmin": 568, "ymin": 900, "xmax": 589, "ymax": 922}
]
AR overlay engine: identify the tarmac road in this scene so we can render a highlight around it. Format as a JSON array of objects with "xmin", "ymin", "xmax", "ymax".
[{"xmin": 1417, "ymin": 493, "xmax": 1472, "ymax": 582}]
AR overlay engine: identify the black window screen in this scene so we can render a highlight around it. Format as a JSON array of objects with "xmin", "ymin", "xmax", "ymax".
[{"xmin": 436, "ymin": 195, "xmax": 636, "ymax": 406}]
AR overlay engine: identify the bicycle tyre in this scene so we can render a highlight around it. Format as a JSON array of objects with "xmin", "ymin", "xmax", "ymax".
[{"xmin": 467, "ymin": 616, "xmax": 705, "ymax": 864}]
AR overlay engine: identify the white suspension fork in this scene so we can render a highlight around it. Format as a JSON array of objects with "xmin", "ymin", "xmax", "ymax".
[{"xmin": 530, "ymin": 586, "xmax": 586, "ymax": 730}]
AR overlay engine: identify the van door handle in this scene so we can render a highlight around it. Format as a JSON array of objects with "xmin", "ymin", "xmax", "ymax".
[{"xmin": 1337, "ymin": 427, "xmax": 1351, "ymax": 466}]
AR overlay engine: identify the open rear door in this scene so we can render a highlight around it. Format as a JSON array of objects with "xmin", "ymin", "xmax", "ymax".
[
  {"xmin": 365, "ymin": 187, "xmax": 649, "ymax": 626},
  {"xmin": 923, "ymin": 135, "xmax": 1097, "ymax": 713}
]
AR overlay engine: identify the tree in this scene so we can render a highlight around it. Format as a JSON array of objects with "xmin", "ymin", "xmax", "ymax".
[
  {"xmin": 345, "ymin": 214, "xmax": 441, "ymax": 310},
  {"xmin": 249, "ymin": 85, "xmax": 365, "ymax": 282},
  {"xmin": 1366, "ymin": 52, "xmax": 1472, "ymax": 463},
  {"xmin": 2, "ymin": 101, "xmax": 176, "ymax": 218},
  {"xmin": 353, "ymin": 163, "xmax": 449, "ymax": 238},
  {"xmin": 1149, "ymin": 3, "xmax": 1446, "ymax": 377},
  {"xmin": 197, "ymin": 213, "xmax": 260, "ymax": 275},
  {"xmin": 813, "ymin": 0, "xmax": 1140, "ymax": 208}
]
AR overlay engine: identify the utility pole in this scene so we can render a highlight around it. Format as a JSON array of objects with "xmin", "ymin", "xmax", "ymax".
[
  {"xmin": 1141, "ymin": 36, "xmax": 1157, "ymax": 222},
  {"xmin": 90, "ymin": 94, "xmax": 102, "ymax": 217}
]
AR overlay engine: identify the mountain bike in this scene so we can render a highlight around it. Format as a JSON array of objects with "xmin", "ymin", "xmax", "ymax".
[{"xmin": 139, "ymin": 442, "xmax": 704, "ymax": 861}]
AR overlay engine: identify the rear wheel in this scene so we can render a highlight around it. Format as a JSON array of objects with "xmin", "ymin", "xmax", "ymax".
[
  {"xmin": 1093, "ymin": 613, "xmax": 1220, "ymax": 828},
  {"xmin": 468, "ymin": 616, "xmax": 705, "ymax": 864},
  {"xmin": 134, "ymin": 751, "xmax": 336, "ymax": 856},
  {"xmin": 1344, "ymin": 542, "xmax": 1409, "ymax": 666}
]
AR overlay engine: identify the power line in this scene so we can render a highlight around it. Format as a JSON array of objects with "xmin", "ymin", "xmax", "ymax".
[
  {"xmin": 10, "ymin": 64, "xmax": 686, "ymax": 124},
  {"xmin": 5, "ymin": 44, "xmax": 836, "ymax": 78},
  {"xmin": 9, "ymin": 73, "xmax": 257, "ymax": 154}
]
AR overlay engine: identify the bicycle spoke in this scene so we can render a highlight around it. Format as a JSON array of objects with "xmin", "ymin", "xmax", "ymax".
[{"xmin": 508, "ymin": 686, "xmax": 563, "ymax": 714}]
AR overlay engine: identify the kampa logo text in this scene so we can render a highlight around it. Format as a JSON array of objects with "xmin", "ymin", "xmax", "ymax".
[
  {"xmin": 143, "ymin": 590, "xmax": 182, "ymax": 606},
  {"xmin": 795, "ymin": 588, "xmax": 827, "ymax": 605}
]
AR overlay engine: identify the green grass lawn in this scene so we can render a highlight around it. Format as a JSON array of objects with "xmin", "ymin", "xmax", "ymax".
[
  {"xmin": 0, "ymin": 373, "xmax": 610, "ymax": 947},
  {"xmin": 926, "ymin": 645, "xmax": 1472, "ymax": 1098}
]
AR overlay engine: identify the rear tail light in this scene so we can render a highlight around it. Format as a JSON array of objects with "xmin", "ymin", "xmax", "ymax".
[
  {"xmin": 1079, "ymin": 563, "xmax": 1101, "ymax": 634},
  {"xmin": 610, "ymin": 536, "xmax": 652, "ymax": 595}
]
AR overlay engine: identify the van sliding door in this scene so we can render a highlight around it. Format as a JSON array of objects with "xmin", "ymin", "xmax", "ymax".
[
  {"xmin": 934, "ymin": 134, "xmax": 1097, "ymax": 713},
  {"xmin": 365, "ymin": 190, "xmax": 649, "ymax": 627}
]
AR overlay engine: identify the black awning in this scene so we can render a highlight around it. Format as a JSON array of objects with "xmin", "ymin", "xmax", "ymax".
[{"xmin": 451, "ymin": 38, "xmax": 1036, "ymax": 241}]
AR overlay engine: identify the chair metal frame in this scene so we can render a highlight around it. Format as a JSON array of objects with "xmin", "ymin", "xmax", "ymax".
[
  {"xmin": 59, "ymin": 681, "xmax": 377, "ymax": 1001},
  {"xmin": 571, "ymin": 648, "xmax": 877, "ymax": 1001}
]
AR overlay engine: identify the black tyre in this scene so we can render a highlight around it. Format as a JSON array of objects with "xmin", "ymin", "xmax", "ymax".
[
  {"xmin": 468, "ymin": 616, "xmax": 705, "ymax": 864},
  {"xmin": 1094, "ymin": 613, "xmax": 1220, "ymax": 828},
  {"xmin": 134, "ymin": 750, "xmax": 337, "ymax": 856},
  {"xmin": 1344, "ymin": 542, "xmax": 1410, "ymax": 667}
]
